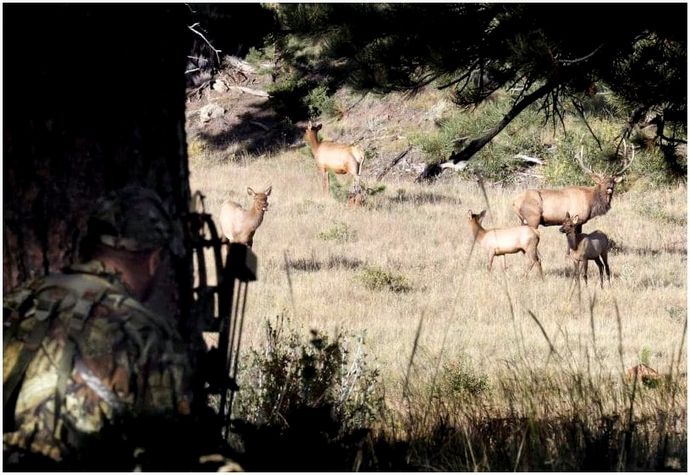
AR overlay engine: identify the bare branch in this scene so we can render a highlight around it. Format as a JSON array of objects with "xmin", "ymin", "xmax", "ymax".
[
  {"xmin": 376, "ymin": 146, "xmax": 413, "ymax": 181},
  {"xmin": 506, "ymin": 73, "xmax": 528, "ymax": 103},
  {"xmin": 557, "ymin": 43, "xmax": 604, "ymax": 65},
  {"xmin": 188, "ymin": 22, "xmax": 221, "ymax": 68},
  {"xmin": 249, "ymin": 120, "xmax": 270, "ymax": 131},
  {"xmin": 186, "ymin": 79, "xmax": 212, "ymax": 99},
  {"xmin": 513, "ymin": 154, "xmax": 544, "ymax": 165},
  {"xmin": 437, "ymin": 60, "xmax": 480, "ymax": 90},
  {"xmin": 571, "ymin": 97, "xmax": 603, "ymax": 151}
]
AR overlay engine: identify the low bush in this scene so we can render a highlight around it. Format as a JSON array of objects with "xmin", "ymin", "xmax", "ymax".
[
  {"xmin": 355, "ymin": 266, "xmax": 412, "ymax": 293},
  {"xmin": 232, "ymin": 316, "xmax": 384, "ymax": 470},
  {"xmin": 318, "ymin": 221, "xmax": 358, "ymax": 243}
]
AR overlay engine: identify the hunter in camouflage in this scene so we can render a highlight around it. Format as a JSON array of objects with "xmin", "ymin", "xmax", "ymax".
[{"xmin": 3, "ymin": 186, "xmax": 195, "ymax": 469}]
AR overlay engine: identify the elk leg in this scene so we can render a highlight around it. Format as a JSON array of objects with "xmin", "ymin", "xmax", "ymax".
[
  {"xmin": 524, "ymin": 258, "xmax": 532, "ymax": 276},
  {"xmin": 582, "ymin": 260, "xmax": 589, "ymax": 286},
  {"xmin": 601, "ymin": 251, "xmax": 611, "ymax": 286},
  {"xmin": 322, "ymin": 170, "xmax": 329, "ymax": 194},
  {"xmin": 569, "ymin": 261, "xmax": 580, "ymax": 295},
  {"xmin": 502, "ymin": 255, "xmax": 508, "ymax": 271},
  {"xmin": 488, "ymin": 252, "xmax": 495, "ymax": 272},
  {"xmin": 537, "ymin": 258, "xmax": 544, "ymax": 280},
  {"xmin": 533, "ymin": 250, "xmax": 544, "ymax": 280},
  {"xmin": 594, "ymin": 257, "xmax": 605, "ymax": 289},
  {"xmin": 525, "ymin": 247, "xmax": 542, "ymax": 279}
]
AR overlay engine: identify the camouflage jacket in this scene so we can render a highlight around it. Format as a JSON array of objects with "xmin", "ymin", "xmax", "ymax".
[{"xmin": 3, "ymin": 260, "xmax": 193, "ymax": 468}]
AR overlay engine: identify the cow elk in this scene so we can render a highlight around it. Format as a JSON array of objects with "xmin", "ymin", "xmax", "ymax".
[
  {"xmin": 512, "ymin": 144, "xmax": 635, "ymax": 234},
  {"xmin": 559, "ymin": 212, "xmax": 611, "ymax": 289},
  {"xmin": 304, "ymin": 121, "xmax": 365, "ymax": 194},
  {"xmin": 467, "ymin": 210, "xmax": 543, "ymax": 278},
  {"xmin": 219, "ymin": 186, "xmax": 272, "ymax": 248}
]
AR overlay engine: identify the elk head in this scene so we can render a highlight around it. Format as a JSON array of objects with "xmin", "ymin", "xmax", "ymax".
[
  {"xmin": 467, "ymin": 209, "xmax": 487, "ymax": 224},
  {"xmin": 247, "ymin": 186, "xmax": 272, "ymax": 212},
  {"xmin": 559, "ymin": 212, "xmax": 579, "ymax": 235},
  {"xmin": 305, "ymin": 120, "xmax": 322, "ymax": 138},
  {"xmin": 576, "ymin": 141, "xmax": 635, "ymax": 208}
]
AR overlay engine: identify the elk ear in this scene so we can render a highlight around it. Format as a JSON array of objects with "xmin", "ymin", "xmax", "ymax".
[
  {"xmin": 247, "ymin": 187, "xmax": 255, "ymax": 196},
  {"xmin": 265, "ymin": 186, "xmax": 272, "ymax": 196},
  {"xmin": 313, "ymin": 123, "xmax": 322, "ymax": 131},
  {"xmin": 565, "ymin": 212, "xmax": 571, "ymax": 220},
  {"xmin": 572, "ymin": 214, "xmax": 580, "ymax": 224},
  {"xmin": 307, "ymin": 120, "xmax": 313, "ymax": 130},
  {"xmin": 614, "ymin": 175, "xmax": 624, "ymax": 183},
  {"xmin": 478, "ymin": 210, "xmax": 487, "ymax": 220}
]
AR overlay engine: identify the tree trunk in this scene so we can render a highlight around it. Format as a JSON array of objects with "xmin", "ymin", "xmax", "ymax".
[{"xmin": 3, "ymin": 5, "xmax": 194, "ymax": 329}]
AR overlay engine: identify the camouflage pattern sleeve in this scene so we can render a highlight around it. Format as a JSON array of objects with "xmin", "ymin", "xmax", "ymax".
[{"xmin": 4, "ymin": 278, "xmax": 195, "ymax": 468}]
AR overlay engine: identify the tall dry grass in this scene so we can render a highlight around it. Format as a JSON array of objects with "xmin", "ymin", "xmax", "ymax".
[
  {"xmin": 190, "ymin": 148, "xmax": 686, "ymax": 386},
  {"xmin": 188, "ymin": 130, "xmax": 687, "ymax": 469}
]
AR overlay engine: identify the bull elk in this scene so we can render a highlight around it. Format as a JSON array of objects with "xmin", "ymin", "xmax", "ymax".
[
  {"xmin": 559, "ymin": 212, "xmax": 611, "ymax": 289},
  {"xmin": 219, "ymin": 186, "xmax": 272, "ymax": 248},
  {"xmin": 467, "ymin": 210, "xmax": 543, "ymax": 278},
  {"xmin": 304, "ymin": 121, "xmax": 365, "ymax": 194},
  {"xmin": 512, "ymin": 144, "xmax": 635, "ymax": 234}
]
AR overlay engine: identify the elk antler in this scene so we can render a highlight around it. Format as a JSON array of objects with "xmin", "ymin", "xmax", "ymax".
[
  {"xmin": 576, "ymin": 146, "xmax": 597, "ymax": 177},
  {"xmin": 616, "ymin": 140, "xmax": 636, "ymax": 176}
]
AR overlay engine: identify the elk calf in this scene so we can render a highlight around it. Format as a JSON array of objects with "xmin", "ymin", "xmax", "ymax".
[
  {"xmin": 219, "ymin": 186, "xmax": 272, "ymax": 248},
  {"xmin": 467, "ymin": 210, "xmax": 543, "ymax": 277},
  {"xmin": 559, "ymin": 212, "xmax": 611, "ymax": 289},
  {"xmin": 304, "ymin": 121, "xmax": 365, "ymax": 194}
]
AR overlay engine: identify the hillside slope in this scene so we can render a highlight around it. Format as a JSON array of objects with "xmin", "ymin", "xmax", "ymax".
[{"xmin": 186, "ymin": 57, "xmax": 471, "ymax": 183}]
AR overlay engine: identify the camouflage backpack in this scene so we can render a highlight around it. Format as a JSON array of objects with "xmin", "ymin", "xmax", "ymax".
[{"xmin": 3, "ymin": 262, "xmax": 192, "ymax": 466}]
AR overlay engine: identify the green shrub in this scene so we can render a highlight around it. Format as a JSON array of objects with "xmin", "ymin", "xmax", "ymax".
[
  {"xmin": 305, "ymin": 84, "xmax": 339, "ymax": 119},
  {"xmin": 365, "ymin": 182, "xmax": 386, "ymax": 196},
  {"xmin": 356, "ymin": 266, "xmax": 412, "ymax": 293},
  {"xmin": 437, "ymin": 359, "xmax": 490, "ymax": 398},
  {"xmin": 327, "ymin": 170, "xmax": 351, "ymax": 202},
  {"xmin": 235, "ymin": 316, "xmax": 384, "ymax": 431},
  {"xmin": 318, "ymin": 221, "xmax": 357, "ymax": 243},
  {"xmin": 267, "ymin": 72, "xmax": 313, "ymax": 120}
]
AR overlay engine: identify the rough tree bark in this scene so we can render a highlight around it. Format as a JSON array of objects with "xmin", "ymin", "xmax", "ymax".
[{"xmin": 3, "ymin": 5, "xmax": 194, "ymax": 330}]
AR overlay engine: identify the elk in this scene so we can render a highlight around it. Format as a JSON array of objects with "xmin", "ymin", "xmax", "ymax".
[
  {"xmin": 512, "ymin": 144, "xmax": 635, "ymax": 234},
  {"xmin": 559, "ymin": 212, "xmax": 611, "ymax": 289},
  {"xmin": 304, "ymin": 121, "xmax": 365, "ymax": 194},
  {"xmin": 467, "ymin": 210, "xmax": 543, "ymax": 277},
  {"xmin": 219, "ymin": 186, "xmax": 272, "ymax": 247}
]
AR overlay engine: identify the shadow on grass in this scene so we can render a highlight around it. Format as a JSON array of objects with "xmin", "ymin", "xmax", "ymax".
[
  {"xmin": 230, "ymin": 407, "xmax": 687, "ymax": 471},
  {"xmin": 387, "ymin": 189, "xmax": 463, "ymax": 206},
  {"xmin": 284, "ymin": 255, "xmax": 363, "ymax": 272},
  {"xmin": 611, "ymin": 243, "xmax": 687, "ymax": 257}
]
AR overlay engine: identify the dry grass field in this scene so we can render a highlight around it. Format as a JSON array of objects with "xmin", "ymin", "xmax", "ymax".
[{"xmin": 189, "ymin": 147, "xmax": 687, "ymax": 402}]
